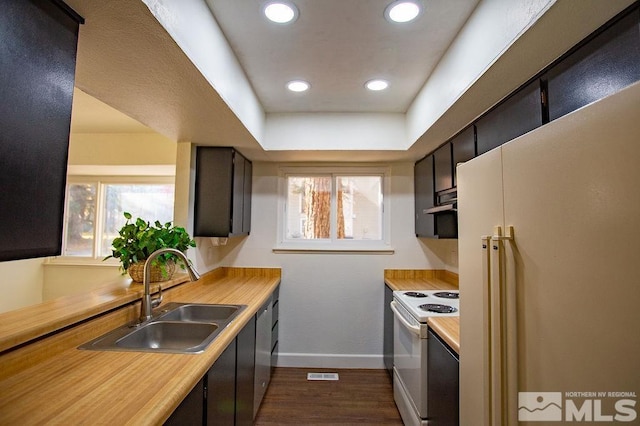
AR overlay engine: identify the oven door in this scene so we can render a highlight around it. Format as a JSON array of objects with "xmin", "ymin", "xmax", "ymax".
[{"xmin": 391, "ymin": 300, "xmax": 428, "ymax": 420}]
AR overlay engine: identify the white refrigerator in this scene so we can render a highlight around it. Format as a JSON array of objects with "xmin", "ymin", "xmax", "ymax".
[{"xmin": 458, "ymin": 81, "xmax": 640, "ymax": 425}]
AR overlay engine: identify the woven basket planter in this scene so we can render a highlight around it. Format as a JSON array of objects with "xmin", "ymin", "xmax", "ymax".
[{"xmin": 127, "ymin": 259, "xmax": 176, "ymax": 283}]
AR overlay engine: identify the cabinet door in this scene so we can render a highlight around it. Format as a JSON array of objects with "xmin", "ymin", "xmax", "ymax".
[
  {"xmin": 451, "ymin": 126, "xmax": 476, "ymax": 187},
  {"xmin": 254, "ymin": 298, "xmax": 272, "ymax": 418},
  {"xmin": 194, "ymin": 147, "xmax": 234, "ymax": 237},
  {"xmin": 165, "ymin": 379, "xmax": 204, "ymax": 425},
  {"xmin": 546, "ymin": 9, "xmax": 640, "ymax": 121},
  {"xmin": 433, "ymin": 143, "xmax": 453, "ymax": 193},
  {"xmin": 270, "ymin": 286, "xmax": 279, "ymax": 375},
  {"xmin": 0, "ymin": 0, "xmax": 80, "ymax": 261},
  {"xmin": 195, "ymin": 147, "xmax": 252, "ymax": 237},
  {"xmin": 207, "ymin": 339, "xmax": 237, "ymax": 425},
  {"xmin": 383, "ymin": 285, "xmax": 393, "ymax": 379},
  {"xmin": 427, "ymin": 329, "xmax": 459, "ymax": 426},
  {"xmin": 476, "ymin": 79, "xmax": 542, "ymax": 155},
  {"xmin": 414, "ymin": 155, "xmax": 435, "ymax": 237},
  {"xmin": 231, "ymin": 151, "xmax": 245, "ymax": 235},
  {"xmin": 242, "ymin": 158, "xmax": 252, "ymax": 234},
  {"xmin": 236, "ymin": 316, "xmax": 256, "ymax": 426}
]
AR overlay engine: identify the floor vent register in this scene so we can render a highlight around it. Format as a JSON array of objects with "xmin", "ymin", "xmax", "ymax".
[{"xmin": 307, "ymin": 372, "xmax": 339, "ymax": 381}]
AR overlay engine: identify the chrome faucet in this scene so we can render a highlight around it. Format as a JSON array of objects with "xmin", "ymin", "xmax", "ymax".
[{"xmin": 139, "ymin": 248, "xmax": 201, "ymax": 324}]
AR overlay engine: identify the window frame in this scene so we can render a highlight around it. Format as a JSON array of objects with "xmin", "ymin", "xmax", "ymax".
[
  {"xmin": 50, "ymin": 166, "xmax": 175, "ymax": 265},
  {"xmin": 275, "ymin": 166, "xmax": 392, "ymax": 253}
]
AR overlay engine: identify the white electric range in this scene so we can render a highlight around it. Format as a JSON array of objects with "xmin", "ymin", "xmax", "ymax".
[
  {"xmin": 393, "ymin": 290, "xmax": 459, "ymax": 322},
  {"xmin": 390, "ymin": 289, "xmax": 460, "ymax": 426}
]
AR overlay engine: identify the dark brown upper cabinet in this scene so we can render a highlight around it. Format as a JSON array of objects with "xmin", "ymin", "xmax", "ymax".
[
  {"xmin": 0, "ymin": 0, "xmax": 82, "ymax": 262},
  {"xmin": 194, "ymin": 147, "xmax": 252, "ymax": 237},
  {"xmin": 414, "ymin": 4, "xmax": 639, "ymax": 241},
  {"xmin": 414, "ymin": 155, "xmax": 435, "ymax": 238},
  {"xmin": 433, "ymin": 143, "xmax": 453, "ymax": 193},
  {"xmin": 476, "ymin": 79, "xmax": 542, "ymax": 156},
  {"xmin": 545, "ymin": 8, "xmax": 640, "ymax": 122},
  {"xmin": 451, "ymin": 126, "xmax": 476, "ymax": 187}
]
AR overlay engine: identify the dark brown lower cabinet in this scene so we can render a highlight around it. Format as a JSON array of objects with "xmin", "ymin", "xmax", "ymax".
[
  {"xmin": 383, "ymin": 285, "xmax": 393, "ymax": 379},
  {"xmin": 270, "ymin": 286, "xmax": 279, "ymax": 376},
  {"xmin": 427, "ymin": 328, "xmax": 459, "ymax": 426},
  {"xmin": 165, "ymin": 379, "xmax": 205, "ymax": 425},
  {"xmin": 165, "ymin": 324, "xmax": 252, "ymax": 426},
  {"xmin": 165, "ymin": 286, "xmax": 280, "ymax": 425},
  {"xmin": 207, "ymin": 339, "xmax": 237, "ymax": 425},
  {"xmin": 235, "ymin": 316, "xmax": 256, "ymax": 426}
]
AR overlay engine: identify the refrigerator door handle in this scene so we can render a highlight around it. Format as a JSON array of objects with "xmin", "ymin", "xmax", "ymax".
[
  {"xmin": 481, "ymin": 235, "xmax": 496, "ymax": 424},
  {"xmin": 489, "ymin": 226, "xmax": 517, "ymax": 426},
  {"xmin": 489, "ymin": 228, "xmax": 504, "ymax": 426}
]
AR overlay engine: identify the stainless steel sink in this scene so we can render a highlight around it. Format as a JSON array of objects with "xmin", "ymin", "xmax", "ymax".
[
  {"xmin": 117, "ymin": 321, "xmax": 219, "ymax": 351},
  {"xmin": 155, "ymin": 303, "xmax": 241, "ymax": 322},
  {"xmin": 79, "ymin": 303, "xmax": 246, "ymax": 354}
]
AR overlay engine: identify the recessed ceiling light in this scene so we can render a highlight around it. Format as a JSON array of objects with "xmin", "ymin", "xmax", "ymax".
[
  {"xmin": 264, "ymin": 2, "xmax": 299, "ymax": 24},
  {"xmin": 366, "ymin": 79, "xmax": 389, "ymax": 91},
  {"xmin": 287, "ymin": 80, "xmax": 310, "ymax": 92},
  {"xmin": 385, "ymin": 1, "xmax": 421, "ymax": 23}
]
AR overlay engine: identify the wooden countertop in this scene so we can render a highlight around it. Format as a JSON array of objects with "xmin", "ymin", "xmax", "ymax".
[
  {"xmin": 384, "ymin": 269, "xmax": 458, "ymax": 292},
  {"xmin": 427, "ymin": 317, "xmax": 460, "ymax": 354},
  {"xmin": 385, "ymin": 269, "xmax": 460, "ymax": 354},
  {"xmin": 0, "ymin": 274, "xmax": 190, "ymax": 353},
  {"xmin": 0, "ymin": 267, "xmax": 281, "ymax": 425}
]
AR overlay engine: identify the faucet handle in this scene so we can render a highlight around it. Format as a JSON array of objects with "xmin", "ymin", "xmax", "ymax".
[{"xmin": 151, "ymin": 284, "xmax": 163, "ymax": 309}]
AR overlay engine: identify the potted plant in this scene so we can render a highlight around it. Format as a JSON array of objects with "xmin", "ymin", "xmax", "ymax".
[{"xmin": 104, "ymin": 212, "xmax": 197, "ymax": 282}]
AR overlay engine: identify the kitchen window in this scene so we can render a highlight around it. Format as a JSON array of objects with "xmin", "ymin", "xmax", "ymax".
[
  {"xmin": 57, "ymin": 166, "xmax": 175, "ymax": 262},
  {"xmin": 276, "ymin": 166, "xmax": 392, "ymax": 252}
]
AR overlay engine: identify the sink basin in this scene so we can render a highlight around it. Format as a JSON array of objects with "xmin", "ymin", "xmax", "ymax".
[
  {"xmin": 156, "ymin": 303, "xmax": 241, "ymax": 322},
  {"xmin": 116, "ymin": 321, "xmax": 219, "ymax": 351},
  {"xmin": 79, "ymin": 302, "xmax": 246, "ymax": 354}
]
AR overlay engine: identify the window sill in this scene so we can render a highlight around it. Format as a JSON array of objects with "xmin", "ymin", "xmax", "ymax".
[
  {"xmin": 44, "ymin": 257, "xmax": 121, "ymax": 268},
  {"xmin": 272, "ymin": 244, "xmax": 394, "ymax": 254}
]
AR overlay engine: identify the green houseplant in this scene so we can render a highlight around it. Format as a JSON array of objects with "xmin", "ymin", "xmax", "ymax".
[{"xmin": 105, "ymin": 212, "xmax": 196, "ymax": 282}]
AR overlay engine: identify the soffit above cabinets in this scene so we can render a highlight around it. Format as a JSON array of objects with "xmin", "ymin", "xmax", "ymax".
[{"xmin": 204, "ymin": 0, "xmax": 481, "ymax": 113}]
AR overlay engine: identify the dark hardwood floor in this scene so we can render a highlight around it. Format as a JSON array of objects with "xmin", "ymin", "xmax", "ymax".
[{"xmin": 254, "ymin": 368, "xmax": 403, "ymax": 425}]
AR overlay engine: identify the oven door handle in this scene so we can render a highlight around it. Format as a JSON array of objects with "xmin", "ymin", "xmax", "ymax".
[{"xmin": 390, "ymin": 301, "xmax": 421, "ymax": 336}]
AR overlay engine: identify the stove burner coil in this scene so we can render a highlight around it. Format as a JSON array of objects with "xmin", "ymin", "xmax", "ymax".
[
  {"xmin": 433, "ymin": 292, "xmax": 459, "ymax": 299},
  {"xmin": 419, "ymin": 303, "xmax": 458, "ymax": 314},
  {"xmin": 404, "ymin": 291, "xmax": 427, "ymax": 298}
]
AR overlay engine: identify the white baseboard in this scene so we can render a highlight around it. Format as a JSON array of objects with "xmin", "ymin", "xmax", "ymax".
[{"xmin": 275, "ymin": 352, "xmax": 385, "ymax": 369}]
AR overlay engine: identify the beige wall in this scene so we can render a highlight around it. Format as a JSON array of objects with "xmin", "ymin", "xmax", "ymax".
[
  {"xmin": 68, "ymin": 132, "xmax": 176, "ymax": 165},
  {"xmin": 0, "ymin": 258, "xmax": 44, "ymax": 313},
  {"xmin": 43, "ymin": 264, "xmax": 123, "ymax": 300},
  {"xmin": 174, "ymin": 156, "xmax": 457, "ymax": 368}
]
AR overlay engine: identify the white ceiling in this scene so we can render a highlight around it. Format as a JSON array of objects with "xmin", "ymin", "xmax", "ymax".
[
  {"xmin": 205, "ymin": 0, "xmax": 480, "ymax": 113},
  {"xmin": 69, "ymin": 0, "xmax": 480, "ymax": 146},
  {"xmin": 65, "ymin": 0, "xmax": 634, "ymax": 161}
]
